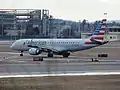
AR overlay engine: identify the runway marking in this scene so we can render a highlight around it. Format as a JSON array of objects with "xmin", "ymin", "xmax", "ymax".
[{"xmin": 0, "ymin": 72, "xmax": 120, "ymax": 78}]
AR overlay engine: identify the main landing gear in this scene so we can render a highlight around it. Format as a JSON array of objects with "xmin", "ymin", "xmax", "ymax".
[
  {"xmin": 20, "ymin": 51, "xmax": 23, "ymax": 56},
  {"xmin": 48, "ymin": 51, "xmax": 53, "ymax": 57},
  {"xmin": 62, "ymin": 52, "xmax": 70, "ymax": 58}
]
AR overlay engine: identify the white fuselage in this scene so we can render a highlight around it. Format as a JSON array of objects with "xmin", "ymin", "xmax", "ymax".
[{"xmin": 10, "ymin": 38, "xmax": 99, "ymax": 53}]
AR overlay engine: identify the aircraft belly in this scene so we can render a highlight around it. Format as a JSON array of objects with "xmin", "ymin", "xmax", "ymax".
[
  {"xmin": 46, "ymin": 45, "xmax": 65, "ymax": 52},
  {"xmin": 69, "ymin": 44, "xmax": 97, "ymax": 52},
  {"xmin": 70, "ymin": 46, "xmax": 85, "ymax": 52}
]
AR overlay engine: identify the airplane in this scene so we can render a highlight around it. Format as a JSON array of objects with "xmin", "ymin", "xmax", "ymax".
[{"xmin": 10, "ymin": 19, "xmax": 109, "ymax": 57}]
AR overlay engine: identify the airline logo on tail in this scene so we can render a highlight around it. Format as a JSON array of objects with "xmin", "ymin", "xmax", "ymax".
[
  {"xmin": 85, "ymin": 19, "xmax": 108, "ymax": 45},
  {"xmin": 91, "ymin": 19, "xmax": 107, "ymax": 40}
]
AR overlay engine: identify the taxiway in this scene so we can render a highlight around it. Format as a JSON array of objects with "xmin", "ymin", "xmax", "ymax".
[{"xmin": 0, "ymin": 42, "xmax": 120, "ymax": 76}]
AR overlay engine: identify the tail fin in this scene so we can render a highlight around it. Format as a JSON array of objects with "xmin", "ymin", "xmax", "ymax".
[{"xmin": 90, "ymin": 19, "xmax": 107, "ymax": 41}]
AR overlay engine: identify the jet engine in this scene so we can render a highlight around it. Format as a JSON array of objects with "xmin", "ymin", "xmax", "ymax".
[{"xmin": 28, "ymin": 48, "xmax": 42, "ymax": 55}]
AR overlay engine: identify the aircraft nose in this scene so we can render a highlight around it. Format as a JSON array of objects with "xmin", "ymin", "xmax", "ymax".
[{"xmin": 10, "ymin": 43, "xmax": 15, "ymax": 49}]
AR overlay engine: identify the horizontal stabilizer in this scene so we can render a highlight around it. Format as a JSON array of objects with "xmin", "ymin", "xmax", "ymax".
[{"xmin": 90, "ymin": 37, "xmax": 109, "ymax": 45}]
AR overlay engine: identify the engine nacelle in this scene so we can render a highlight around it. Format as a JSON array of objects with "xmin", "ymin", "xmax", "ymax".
[{"xmin": 28, "ymin": 48, "xmax": 42, "ymax": 55}]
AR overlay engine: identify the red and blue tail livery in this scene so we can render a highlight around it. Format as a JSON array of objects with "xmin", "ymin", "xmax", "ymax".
[{"xmin": 90, "ymin": 19, "xmax": 107, "ymax": 40}]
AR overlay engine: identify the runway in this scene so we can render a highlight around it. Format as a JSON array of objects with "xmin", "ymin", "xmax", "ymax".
[
  {"xmin": 0, "ymin": 42, "xmax": 120, "ymax": 77},
  {"xmin": 0, "ymin": 43, "xmax": 120, "ymax": 90},
  {"xmin": 0, "ymin": 52, "xmax": 120, "ymax": 76}
]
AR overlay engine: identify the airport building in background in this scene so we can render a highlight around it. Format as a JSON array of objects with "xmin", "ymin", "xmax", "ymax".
[
  {"xmin": 0, "ymin": 9, "xmax": 78, "ymax": 38},
  {"xmin": 81, "ymin": 26, "xmax": 120, "ymax": 41},
  {"xmin": 0, "ymin": 9, "xmax": 120, "ymax": 40},
  {"xmin": 0, "ymin": 9, "xmax": 50, "ymax": 37}
]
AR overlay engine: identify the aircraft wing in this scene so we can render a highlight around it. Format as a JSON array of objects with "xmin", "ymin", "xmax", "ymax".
[
  {"xmin": 41, "ymin": 47, "xmax": 59, "ymax": 52},
  {"xmin": 27, "ymin": 45, "xmax": 64, "ymax": 52}
]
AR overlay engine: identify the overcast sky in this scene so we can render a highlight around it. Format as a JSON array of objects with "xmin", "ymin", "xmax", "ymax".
[{"xmin": 0, "ymin": 0, "xmax": 119, "ymax": 21}]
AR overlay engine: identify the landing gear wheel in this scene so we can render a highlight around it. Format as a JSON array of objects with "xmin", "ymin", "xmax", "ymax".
[
  {"xmin": 48, "ymin": 51, "xmax": 53, "ymax": 57},
  {"xmin": 48, "ymin": 54, "xmax": 53, "ymax": 57},
  {"xmin": 63, "ymin": 53, "xmax": 70, "ymax": 58},
  {"xmin": 63, "ymin": 54, "xmax": 69, "ymax": 57},
  {"xmin": 20, "ymin": 51, "xmax": 23, "ymax": 56},
  {"xmin": 20, "ymin": 53, "xmax": 23, "ymax": 56}
]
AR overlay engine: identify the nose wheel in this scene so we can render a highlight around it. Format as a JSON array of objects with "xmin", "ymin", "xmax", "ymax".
[{"xmin": 20, "ymin": 51, "xmax": 23, "ymax": 56}]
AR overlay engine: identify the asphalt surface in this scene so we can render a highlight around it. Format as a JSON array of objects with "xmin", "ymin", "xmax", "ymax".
[
  {"xmin": 0, "ymin": 52, "xmax": 120, "ymax": 76},
  {"xmin": 0, "ymin": 43, "xmax": 120, "ymax": 90},
  {"xmin": 0, "ymin": 42, "xmax": 120, "ymax": 76}
]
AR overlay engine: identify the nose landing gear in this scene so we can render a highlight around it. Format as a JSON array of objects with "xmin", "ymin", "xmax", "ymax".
[{"xmin": 20, "ymin": 51, "xmax": 23, "ymax": 56}]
